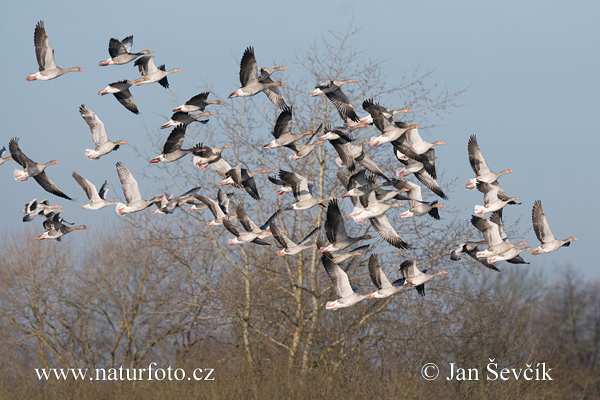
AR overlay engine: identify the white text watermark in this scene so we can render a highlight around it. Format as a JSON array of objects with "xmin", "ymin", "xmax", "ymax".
[{"xmin": 421, "ymin": 359, "xmax": 552, "ymax": 381}]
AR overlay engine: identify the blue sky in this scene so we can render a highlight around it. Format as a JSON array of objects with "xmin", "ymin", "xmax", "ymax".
[{"xmin": 1, "ymin": 1, "xmax": 597, "ymax": 277}]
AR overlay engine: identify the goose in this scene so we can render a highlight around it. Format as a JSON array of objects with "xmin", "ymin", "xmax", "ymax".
[
  {"xmin": 395, "ymin": 148, "xmax": 447, "ymax": 199},
  {"xmin": 278, "ymin": 170, "xmax": 335, "ymax": 210},
  {"xmin": 72, "ymin": 172, "xmax": 118, "ymax": 210},
  {"xmin": 396, "ymin": 180, "xmax": 444, "ymax": 220},
  {"xmin": 310, "ymin": 79, "xmax": 360, "ymax": 123},
  {"xmin": 22, "ymin": 199, "xmax": 62, "ymax": 222},
  {"xmin": 268, "ymin": 174, "xmax": 314, "ymax": 196},
  {"xmin": 319, "ymin": 199, "xmax": 374, "ymax": 252},
  {"xmin": 317, "ymin": 238, "xmax": 369, "ymax": 263},
  {"xmin": 36, "ymin": 213, "xmax": 89, "ymax": 241},
  {"xmin": 367, "ymin": 254, "xmax": 411, "ymax": 299},
  {"xmin": 450, "ymin": 240, "xmax": 499, "ymax": 272},
  {"xmin": 289, "ymin": 124, "xmax": 324, "ymax": 161},
  {"xmin": 188, "ymin": 189, "xmax": 232, "ymax": 212},
  {"xmin": 0, "ymin": 146, "xmax": 12, "ymax": 165},
  {"xmin": 353, "ymin": 191, "xmax": 405, "ymax": 223},
  {"xmin": 531, "ymin": 200, "xmax": 578, "ymax": 255},
  {"xmin": 258, "ymin": 65, "xmax": 288, "ymax": 109},
  {"xmin": 173, "ymin": 92, "xmax": 224, "ymax": 112},
  {"xmin": 133, "ymin": 56, "xmax": 181, "ymax": 88},
  {"xmin": 79, "ymin": 105, "xmax": 128, "ymax": 159},
  {"xmin": 26, "ymin": 21, "xmax": 84, "ymax": 81},
  {"xmin": 9, "ymin": 138, "xmax": 72, "ymax": 200},
  {"xmin": 471, "ymin": 213, "xmax": 528, "ymax": 258},
  {"xmin": 220, "ymin": 164, "xmax": 271, "ymax": 200},
  {"xmin": 222, "ymin": 219, "xmax": 271, "ymax": 246},
  {"xmin": 488, "ymin": 246, "xmax": 532, "ymax": 264},
  {"xmin": 235, "ymin": 204, "xmax": 279, "ymax": 239},
  {"xmin": 114, "ymin": 162, "xmax": 164, "ymax": 215},
  {"xmin": 263, "ymin": 107, "xmax": 314, "ymax": 148},
  {"xmin": 99, "ymin": 36, "xmax": 153, "ymax": 66},
  {"xmin": 153, "ymin": 187, "xmax": 201, "ymax": 214},
  {"xmin": 360, "ymin": 103, "xmax": 412, "ymax": 125},
  {"xmin": 98, "ymin": 79, "xmax": 145, "ymax": 114},
  {"xmin": 193, "ymin": 144, "xmax": 232, "ymax": 168},
  {"xmin": 161, "ymin": 111, "xmax": 213, "ymax": 129},
  {"xmin": 399, "ymin": 260, "xmax": 448, "ymax": 296},
  {"xmin": 368, "ymin": 213, "xmax": 411, "ymax": 250},
  {"xmin": 393, "ymin": 126, "xmax": 445, "ymax": 172},
  {"xmin": 474, "ymin": 181, "xmax": 519, "ymax": 216},
  {"xmin": 322, "ymin": 126, "xmax": 391, "ymax": 181},
  {"xmin": 270, "ymin": 222, "xmax": 320, "ymax": 256},
  {"xmin": 150, "ymin": 125, "xmax": 203, "ymax": 163},
  {"xmin": 194, "ymin": 190, "xmax": 236, "ymax": 225},
  {"xmin": 229, "ymin": 47, "xmax": 286, "ymax": 108},
  {"xmin": 466, "ymin": 135, "xmax": 513, "ymax": 190},
  {"xmin": 322, "ymin": 253, "xmax": 369, "ymax": 310},
  {"xmin": 362, "ymin": 99, "xmax": 416, "ymax": 146},
  {"xmin": 340, "ymin": 169, "xmax": 392, "ymax": 199}
]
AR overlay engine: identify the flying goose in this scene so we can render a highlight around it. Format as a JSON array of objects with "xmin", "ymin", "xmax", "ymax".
[
  {"xmin": 134, "ymin": 56, "xmax": 181, "ymax": 88},
  {"xmin": 173, "ymin": 92, "xmax": 224, "ymax": 112},
  {"xmin": 531, "ymin": 200, "xmax": 578, "ymax": 255},
  {"xmin": 319, "ymin": 199, "xmax": 375, "ymax": 252},
  {"xmin": 471, "ymin": 213, "xmax": 528, "ymax": 259},
  {"xmin": 398, "ymin": 260, "xmax": 448, "ymax": 297},
  {"xmin": 222, "ymin": 219, "xmax": 271, "ymax": 246},
  {"xmin": 194, "ymin": 189, "xmax": 236, "ymax": 226},
  {"xmin": 36, "ymin": 213, "xmax": 89, "ymax": 241},
  {"xmin": 72, "ymin": 172, "xmax": 118, "ymax": 210},
  {"xmin": 26, "ymin": 21, "xmax": 84, "ymax": 81},
  {"xmin": 395, "ymin": 180, "xmax": 444, "ymax": 220},
  {"xmin": 367, "ymin": 254, "xmax": 411, "ymax": 299},
  {"xmin": 220, "ymin": 164, "xmax": 271, "ymax": 200},
  {"xmin": 150, "ymin": 125, "xmax": 203, "ymax": 163},
  {"xmin": 160, "ymin": 111, "xmax": 213, "ymax": 129},
  {"xmin": 98, "ymin": 79, "xmax": 145, "ymax": 114},
  {"xmin": 22, "ymin": 199, "xmax": 62, "ymax": 222},
  {"xmin": 153, "ymin": 187, "xmax": 201, "ymax": 214},
  {"xmin": 270, "ymin": 221, "xmax": 320, "ymax": 256},
  {"xmin": 263, "ymin": 106, "xmax": 314, "ymax": 148},
  {"xmin": 9, "ymin": 138, "xmax": 72, "ymax": 200},
  {"xmin": 229, "ymin": 47, "xmax": 286, "ymax": 108},
  {"xmin": 322, "ymin": 253, "xmax": 369, "ymax": 310},
  {"xmin": 466, "ymin": 135, "xmax": 513, "ymax": 190},
  {"xmin": 474, "ymin": 181, "xmax": 519, "ymax": 216},
  {"xmin": 310, "ymin": 79, "xmax": 360, "ymax": 123},
  {"xmin": 99, "ymin": 36, "xmax": 153, "ymax": 66},
  {"xmin": 79, "ymin": 105, "xmax": 128, "ymax": 159},
  {"xmin": 278, "ymin": 170, "xmax": 334, "ymax": 210},
  {"xmin": 115, "ymin": 162, "xmax": 164, "ymax": 215}
]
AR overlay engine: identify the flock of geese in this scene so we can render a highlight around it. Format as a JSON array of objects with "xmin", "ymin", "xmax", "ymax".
[{"xmin": 3, "ymin": 21, "xmax": 578, "ymax": 310}]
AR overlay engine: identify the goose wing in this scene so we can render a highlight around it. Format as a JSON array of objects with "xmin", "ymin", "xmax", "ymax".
[
  {"xmin": 325, "ymin": 198, "xmax": 348, "ymax": 243},
  {"xmin": 33, "ymin": 172, "xmax": 72, "ymax": 200},
  {"xmin": 72, "ymin": 172, "xmax": 101, "ymax": 202},
  {"xmin": 108, "ymin": 37, "xmax": 128, "ymax": 57},
  {"xmin": 532, "ymin": 200, "xmax": 556, "ymax": 244},
  {"xmin": 468, "ymin": 135, "xmax": 491, "ymax": 176},
  {"xmin": 368, "ymin": 254, "xmax": 392, "ymax": 290},
  {"xmin": 162, "ymin": 125, "xmax": 187, "ymax": 154},
  {"xmin": 239, "ymin": 46, "xmax": 259, "ymax": 86},
  {"xmin": 34, "ymin": 21, "xmax": 57, "ymax": 71},
  {"xmin": 322, "ymin": 253, "xmax": 354, "ymax": 298},
  {"xmin": 116, "ymin": 162, "xmax": 142, "ymax": 203},
  {"xmin": 9, "ymin": 138, "xmax": 36, "ymax": 168},
  {"xmin": 113, "ymin": 88, "xmax": 139, "ymax": 114},
  {"xmin": 79, "ymin": 105, "xmax": 108, "ymax": 146},
  {"xmin": 369, "ymin": 214, "xmax": 410, "ymax": 249}
]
